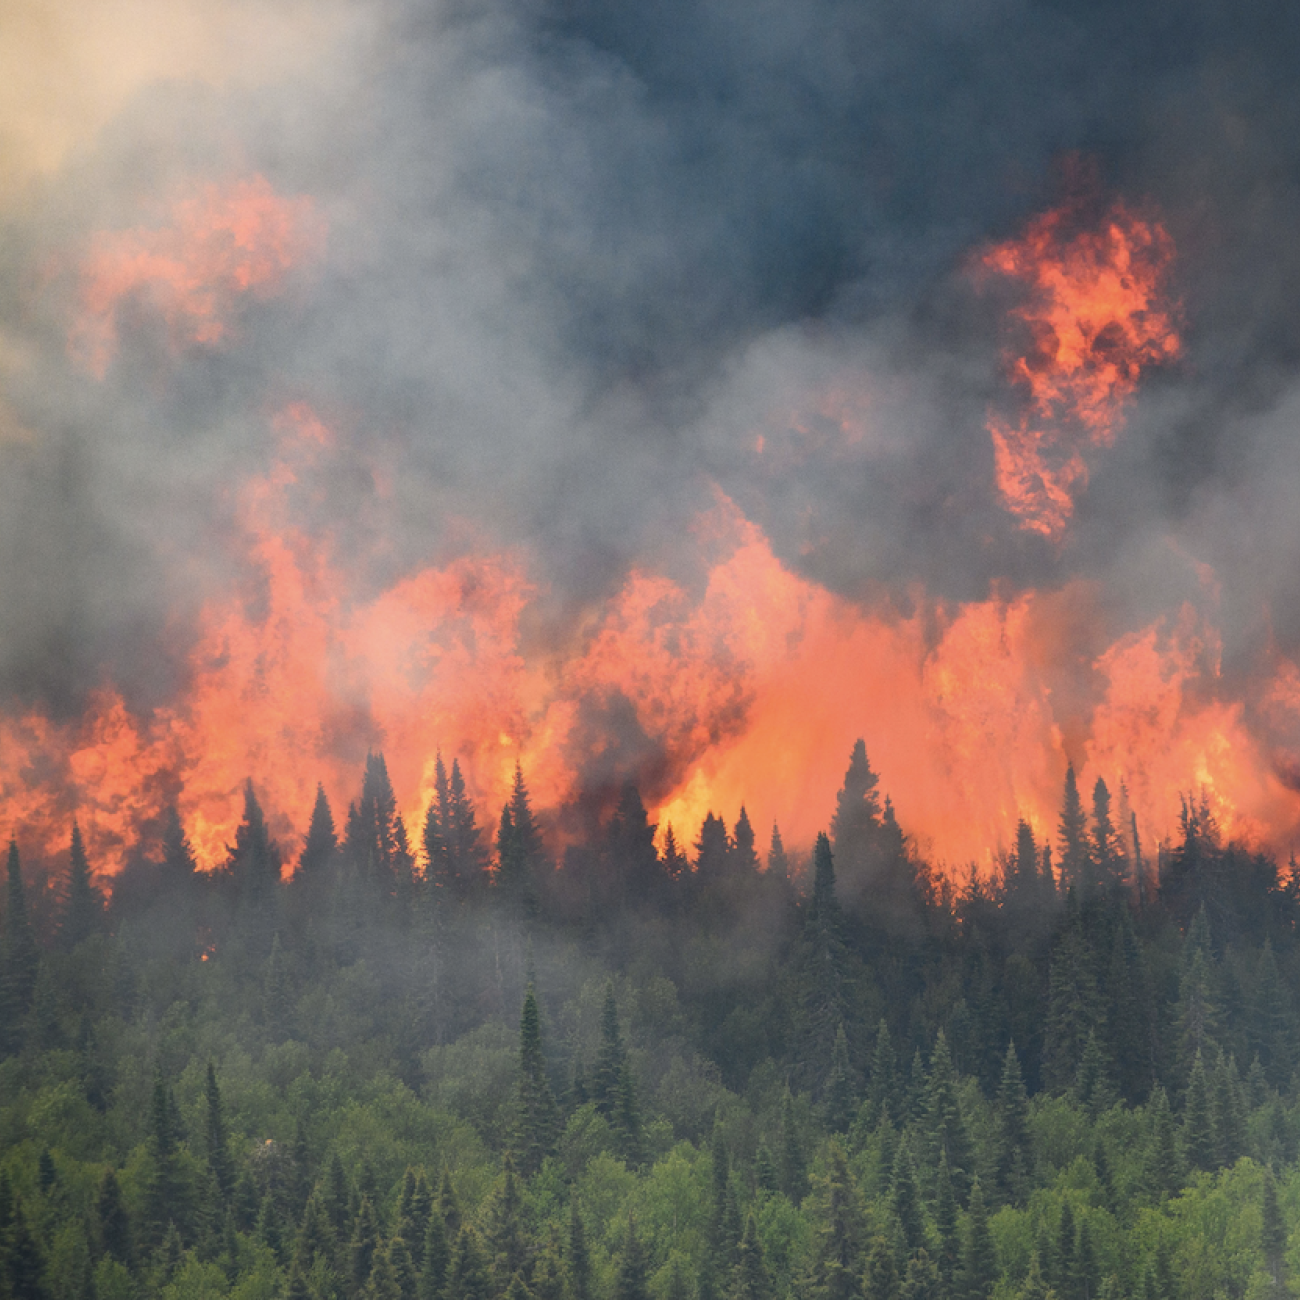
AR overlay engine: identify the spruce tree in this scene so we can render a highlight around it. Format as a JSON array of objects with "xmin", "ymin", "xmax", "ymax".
[
  {"xmin": 1, "ymin": 840, "xmax": 38, "ymax": 1052},
  {"xmin": 1057, "ymin": 764, "xmax": 1089, "ymax": 895},
  {"xmin": 445, "ymin": 760, "xmax": 486, "ymax": 895},
  {"xmin": 61, "ymin": 822, "xmax": 103, "ymax": 948},
  {"xmin": 205, "ymin": 1063, "xmax": 235, "ymax": 1201},
  {"xmin": 515, "ymin": 986, "xmax": 558, "ymax": 1175},
  {"xmin": 696, "ymin": 814, "xmax": 731, "ymax": 887},
  {"xmin": 1144, "ymin": 1087, "xmax": 1182, "ymax": 1201},
  {"xmin": 1262, "ymin": 1169, "xmax": 1287, "ymax": 1299},
  {"xmin": 299, "ymin": 784, "xmax": 338, "ymax": 883},
  {"xmin": 925, "ymin": 1032, "xmax": 973, "ymax": 1205},
  {"xmin": 768, "ymin": 824, "xmax": 791, "ymax": 885},
  {"xmin": 1090, "ymin": 778, "xmax": 1124, "ymax": 893},
  {"xmin": 615, "ymin": 1216, "xmax": 649, "ymax": 1300},
  {"xmin": 593, "ymin": 983, "xmax": 627, "ymax": 1118},
  {"xmin": 961, "ymin": 1179, "xmax": 996, "ymax": 1300},
  {"xmin": 424, "ymin": 755, "xmax": 451, "ymax": 890},
  {"xmin": 420, "ymin": 1209, "xmax": 449, "ymax": 1300},
  {"xmin": 96, "ymin": 1170, "xmax": 132, "ymax": 1265},
  {"xmin": 486, "ymin": 1154, "xmax": 526, "ymax": 1289},
  {"xmin": 824, "ymin": 1023, "xmax": 858, "ymax": 1134},
  {"xmin": 890, "ymin": 1137, "xmax": 925, "ymax": 1256},
  {"xmin": 995, "ymin": 1042, "xmax": 1030, "ymax": 1205},
  {"xmin": 446, "ymin": 1226, "xmax": 490, "ymax": 1300},
  {"xmin": 830, "ymin": 740, "xmax": 882, "ymax": 885},
  {"xmin": 1182, "ymin": 1050, "xmax": 1215, "ymax": 1173},
  {"xmin": 732, "ymin": 807, "xmax": 761, "ymax": 878},
  {"xmin": 568, "ymin": 1203, "xmax": 592, "ymax": 1300},
  {"xmin": 780, "ymin": 1092, "xmax": 808, "ymax": 1205},
  {"xmin": 863, "ymin": 1234, "xmax": 897, "ymax": 1300},
  {"xmin": 606, "ymin": 783, "xmax": 660, "ymax": 904}
]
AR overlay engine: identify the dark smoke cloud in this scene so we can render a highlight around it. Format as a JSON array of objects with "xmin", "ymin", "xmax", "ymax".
[{"xmin": 3, "ymin": 0, "xmax": 1300, "ymax": 725}]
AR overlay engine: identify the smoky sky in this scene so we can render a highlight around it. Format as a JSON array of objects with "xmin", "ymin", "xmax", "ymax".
[{"xmin": 4, "ymin": 0, "xmax": 1300, "ymax": 718}]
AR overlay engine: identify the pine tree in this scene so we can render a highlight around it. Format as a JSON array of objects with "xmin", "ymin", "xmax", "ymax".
[
  {"xmin": 1262, "ymin": 1169, "xmax": 1287, "ymax": 1299},
  {"xmin": 61, "ymin": 822, "xmax": 103, "ymax": 948},
  {"xmin": 1144, "ymin": 1087, "xmax": 1182, "ymax": 1201},
  {"xmin": 995, "ymin": 1042, "xmax": 1030, "ymax": 1205},
  {"xmin": 1090, "ymin": 779, "xmax": 1125, "ymax": 894},
  {"xmin": 661, "ymin": 825, "xmax": 688, "ymax": 885},
  {"xmin": 1057, "ymin": 764, "xmax": 1089, "ymax": 895},
  {"xmin": 486, "ymin": 1154, "xmax": 526, "ymax": 1289},
  {"xmin": 420, "ymin": 1208, "xmax": 449, "ymax": 1300},
  {"xmin": 568, "ymin": 1203, "xmax": 592, "ymax": 1300},
  {"xmin": 592, "ymin": 983, "xmax": 627, "ymax": 1118},
  {"xmin": 732, "ymin": 808, "xmax": 761, "ymax": 878},
  {"xmin": 1183, "ymin": 1050, "xmax": 1215, "ymax": 1173},
  {"xmin": 696, "ymin": 814, "xmax": 732, "ymax": 887},
  {"xmin": 615, "ymin": 1216, "xmax": 649, "ymax": 1300},
  {"xmin": 808, "ymin": 1142, "xmax": 864, "ymax": 1300},
  {"xmin": 446, "ymin": 1226, "xmax": 490, "ymax": 1300},
  {"xmin": 445, "ymin": 760, "xmax": 486, "ymax": 895},
  {"xmin": 768, "ymin": 824, "xmax": 791, "ymax": 886},
  {"xmin": 780, "ymin": 1092, "xmax": 808, "ymax": 1205},
  {"xmin": 205, "ymin": 1063, "xmax": 235, "ymax": 1201},
  {"xmin": 961, "ymin": 1180, "xmax": 996, "ymax": 1300},
  {"xmin": 925, "ymin": 1032, "xmax": 973, "ymax": 1205},
  {"xmin": 7, "ymin": 1198, "xmax": 48, "ymax": 1300},
  {"xmin": 890, "ymin": 1137, "xmax": 925, "ymax": 1256},
  {"xmin": 424, "ymin": 755, "xmax": 452, "ymax": 890},
  {"xmin": 515, "ymin": 986, "xmax": 559, "ymax": 1175},
  {"xmin": 96, "ymin": 1170, "xmax": 132, "ymax": 1265},
  {"xmin": 1, "ymin": 840, "xmax": 38, "ymax": 1053},
  {"xmin": 824, "ymin": 1023, "xmax": 858, "ymax": 1134},
  {"xmin": 607, "ymin": 783, "xmax": 661, "ymax": 904},
  {"xmin": 299, "ymin": 785, "xmax": 339, "ymax": 883},
  {"xmin": 830, "ymin": 740, "xmax": 882, "ymax": 890},
  {"xmin": 863, "ymin": 1234, "xmax": 897, "ymax": 1300}
]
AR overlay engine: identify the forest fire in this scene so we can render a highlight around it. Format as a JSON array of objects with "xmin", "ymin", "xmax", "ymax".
[
  {"xmin": 1, "ymin": 167, "xmax": 1297, "ymax": 884},
  {"xmin": 979, "ymin": 189, "xmax": 1180, "ymax": 538}
]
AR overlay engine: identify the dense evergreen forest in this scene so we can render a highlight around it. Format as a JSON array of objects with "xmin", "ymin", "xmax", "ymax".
[{"xmin": 2, "ymin": 742, "xmax": 1298, "ymax": 1300}]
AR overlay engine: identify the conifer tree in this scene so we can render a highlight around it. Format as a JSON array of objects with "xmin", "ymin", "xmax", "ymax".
[
  {"xmin": 1144, "ymin": 1087, "xmax": 1182, "ymax": 1201},
  {"xmin": 661, "ymin": 825, "xmax": 688, "ymax": 884},
  {"xmin": 446, "ymin": 1226, "xmax": 490, "ymax": 1300},
  {"xmin": 439, "ymin": 1170, "xmax": 461, "ymax": 1239},
  {"xmin": 1073, "ymin": 1030, "xmax": 1117, "ymax": 1117},
  {"xmin": 423, "ymin": 755, "xmax": 452, "ymax": 890},
  {"xmin": 61, "ymin": 822, "xmax": 103, "ymax": 948},
  {"xmin": 593, "ymin": 983, "xmax": 627, "ymax": 1118},
  {"xmin": 961, "ymin": 1180, "xmax": 996, "ymax": 1300},
  {"xmin": 808, "ymin": 1142, "xmax": 864, "ymax": 1300},
  {"xmin": 824, "ymin": 1023, "xmax": 858, "ymax": 1134},
  {"xmin": 732, "ymin": 807, "xmax": 761, "ymax": 878},
  {"xmin": 445, "ymin": 760, "xmax": 486, "ymax": 895},
  {"xmin": 890, "ymin": 1137, "xmax": 925, "ymax": 1256},
  {"xmin": 515, "ymin": 986, "xmax": 559, "ymax": 1175},
  {"xmin": 420, "ymin": 1208, "xmax": 449, "ymax": 1300},
  {"xmin": 323, "ymin": 1152, "xmax": 351, "ymax": 1239},
  {"xmin": 351, "ymin": 1199, "xmax": 381, "ymax": 1297},
  {"xmin": 614, "ymin": 1059, "xmax": 646, "ymax": 1168},
  {"xmin": 1183, "ymin": 1050, "xmax": 1215, "ymax": 1173},
  {"xmin": 863, "ymin": 1234, "xmax": 897, "ymax": 1300},
  {"xmin": 1252, "ymin": 940, "xmax": 1294, "ymax": 1088},
  {"xmin": 900, "ymin": 1250, "xmax": 940, "ymax": 1300},
  {"xmin": 933, "ymin": 1152, "xmax": 959, "ymax": 1292},
  {"xmin": 830, "ymin": 740, "xmax": 882, "ymax": 885},
  {"xmin": 143, "ymin": 1069, "xmax": 189, "ymax": 1249},
  {"xmin": 696, "ymin": 813, "xmax": 731, "ymax": 886},
  {"xmin": 615, "ymin": 1216, "xmax": 649, "ymax": 1300},
  {"xmin": 96, "ymin": 1169, "xmax": 132, "ymax": 1265},
  {"xmin": 486, "ymin": 1154, "xmax": 526, "ymax": 1289},
  {"xmin": 1262, "ymin": 1169, "xmax": 1287, "ymax": 1299},
  {"xmin": 768, "ymin": 824, "xmax": 790, "ymax": 885},
  {"xmin": 925, "ymin": 1032, "xmax": 973, "ymax": 1205},
  {"xmin": 1, "ymin": 840, "xmax": 38, "ymax": 1052},
  {"xmin": 780, "ymin": 1092, "xmax": 808, "ymax": 1205},
  {"xmin": 995, "ymin": 1042, "xmax": 1030, "ymax": 1205},
  {"xmin": 568, "ymin": 1203, "xmax": 592, "ymax": 1300},
  {"xmin": 6, "ymin": 1198, "xmax": 48, "ymax": 1300},
  {"xmin": 299, "ymin": 785, "xmax": 339, "ymax": 883},
  {"xmin": 606, "ymin": 783, "xmax": 660, "ymax": 904},
  {"xmin": 1057, "ymin": 765, "xmax": 1089, "ymax": 895},
  {"xmin": 1211, "ymin": 1051, "xmax": 1245, "ymax": 1168},
  {"xmin": 205, "ymin": 1063, "xmax": 235, "ymax": 1202},
  {"xmin": 1090, "ymin": 779, "xmax": 1125, "ymax": 893}
]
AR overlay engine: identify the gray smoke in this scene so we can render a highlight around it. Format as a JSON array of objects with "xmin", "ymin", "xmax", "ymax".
[{"xmin": 2, "ymin": 0, "xmax": 1300, "ymax": 751}]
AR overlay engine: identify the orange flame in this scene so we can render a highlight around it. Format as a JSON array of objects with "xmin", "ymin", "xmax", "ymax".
[
  {"xmin": 981, "ymin": 194, "xmax": 1180, "ymax": 537},
  {"xmin": 3, "ymin": 423, "xmax": 1300, "ymax": 878},
  {"xmin": 70, "ymin": 175, "xmax": 324, "ymax": 377}
]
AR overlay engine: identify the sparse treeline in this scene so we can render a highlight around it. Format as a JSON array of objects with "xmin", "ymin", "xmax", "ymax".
[{"xmin": 1, "ymin": 740, "xmax": 1299, "ymax": 1300}]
